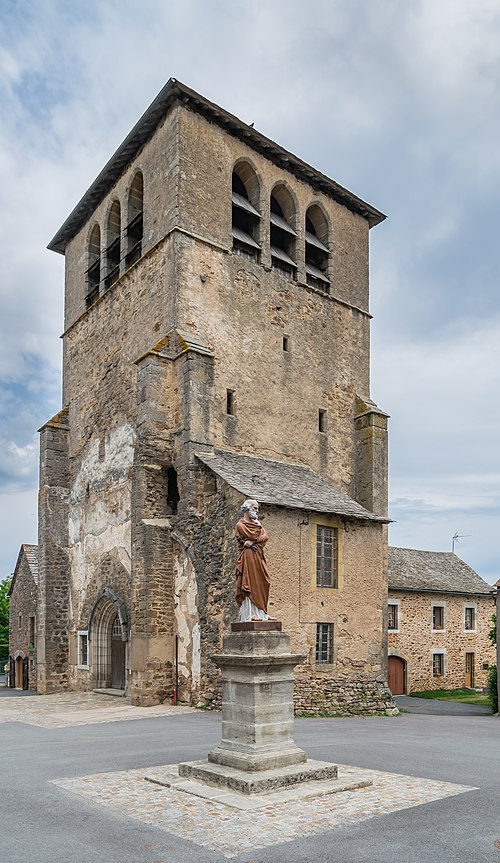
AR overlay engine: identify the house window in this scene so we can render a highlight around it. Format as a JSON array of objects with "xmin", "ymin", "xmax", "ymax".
[
  {"xmin": 432, "ymin": 653, "xmax": 444, "ymax": 677},
  {"xmin": 464, "ymin": 606, "xmax": 476, "ymax": 631},
  {"xmin": 78, "ymin": 632, "xmax": 89, "ymax": 667},
  {"xmin": 305, "ymin": 205, "xmax": 330, "ymax": 293},
  {"xmin": 316, "ymin": 623, "xmax": 333, "ymax": 664},
  {"xmin": 270, "ymin": 186, "xmax": 297, "ymax": 278},
  {"xmin": 86, "ymin": 223, "xmax": 101, "ymax": 306},
  {"xmin": 104, "ymin": 200, "xmax": 121, "ymax": 289},
  {"xmin": 231, "ymin": 164, "xmax": 261, "ymax": 260},
  {"xmin": 316, "ymin": 526, "xmax": 338, "ymax": 588},
  {"xmin": 388, "ymin": 604, "xmax": 399, "ymax": 631},
  {"xmin": 125, "ymin": 171, "xmax": 143, "ymax": 268},
  {"xmin": 226, "ymin": 389, "xmax": 235, "ymax": 415},
  {"xmin": 432, "ymin": 605, "xmax": 444, "ymax": 631},
  {"xmin": 29, "ymin": 616, "xmax": 35, "ymax": 648}
]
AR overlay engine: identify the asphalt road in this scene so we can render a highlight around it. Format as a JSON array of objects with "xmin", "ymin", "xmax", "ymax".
[{"xmin": 1, "ymin": 707, "xmax": 499, "ymax": 863}]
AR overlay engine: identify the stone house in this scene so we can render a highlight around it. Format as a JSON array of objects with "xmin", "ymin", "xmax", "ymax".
[
  {"xmin": 387, "ymin": 546, "xmax": 495, "ymax": 694},
  {"xmin": 38, "ymin": 78, "xmax": 394, "ymax": 714},
  {"xmin": 8, "ymin": 544, "xmax": 38, "ymax": 690}
]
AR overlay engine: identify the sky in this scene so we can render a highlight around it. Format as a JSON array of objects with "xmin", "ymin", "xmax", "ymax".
[{"xmin": 0, "ymin": 0, "xmax": 499, "ymax": 584}]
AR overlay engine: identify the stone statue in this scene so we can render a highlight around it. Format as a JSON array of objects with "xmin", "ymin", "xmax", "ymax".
[{"xmin": 235, "ymin": 499, "xmax": 274, "ymax": 621}]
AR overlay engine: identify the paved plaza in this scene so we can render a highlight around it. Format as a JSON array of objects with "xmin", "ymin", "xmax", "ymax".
[{"xmin": 0, "ymin": 691, "xmax": 499, "ymax": 862}]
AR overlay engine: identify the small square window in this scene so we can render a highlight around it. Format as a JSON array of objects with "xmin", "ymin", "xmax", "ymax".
[
  {"xmin": 432, "ymin": 653, "xmax": 444, "ymax": 676},
  {"xmin": 226, "ymin": 390, "xmax": 235, "ymax": 415},
  {"xmin": 464, "ymin": 607, "xmax": 476, "ymax": 631},
  {"xmin": 316, "ymin": 623, "xmax": 333, "ymax": 664},
  {"xmin": 388, "ymin": 604, "xmax": 399, "ymax": 631},
  {"xmin": 432, "ymin": 605, "xmax": 444, "ymax": 630},
  {"xmin": 318, "ymin": 409, "xmax": 326, "ymax": 433}
]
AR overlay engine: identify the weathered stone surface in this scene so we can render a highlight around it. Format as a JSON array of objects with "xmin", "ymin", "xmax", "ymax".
[
  {"xmin": 36, "ymin": 82, "xmax": 394, "ymax": 716},
  {"xmin": 177, "ymin": 758, "xmax": 338, "ymax": 795}
]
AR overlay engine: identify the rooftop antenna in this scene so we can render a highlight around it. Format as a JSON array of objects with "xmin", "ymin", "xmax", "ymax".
[{"xmin": 452, "ymin": 532, "xmax": 472, "ymax": 553}]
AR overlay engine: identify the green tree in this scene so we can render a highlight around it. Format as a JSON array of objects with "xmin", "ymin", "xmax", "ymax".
[{"xmin": 0, "ymin": 578, "xmax": 10, "ymax": 666}]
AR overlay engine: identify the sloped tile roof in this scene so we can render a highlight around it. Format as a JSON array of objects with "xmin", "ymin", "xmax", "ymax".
[
  {"xmin": 195, "ymin": 449, "xmax": 388, "ymax": 523},
  {"xmin": 388, "ymin": 546, "xmax": 492, "ymax": 595}
]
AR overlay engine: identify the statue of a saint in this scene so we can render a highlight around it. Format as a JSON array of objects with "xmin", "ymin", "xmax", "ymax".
[{"xmin": 235, "ymin": 499, "xmax": 274, "ymax": 621}]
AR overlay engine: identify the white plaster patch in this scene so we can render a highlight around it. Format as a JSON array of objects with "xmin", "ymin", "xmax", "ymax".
[
  {"xmin": 68, "ymin": 423, "xmax": 135, "ymax": 595},
  {"xmin": 173, "ymin": 548, "xmax": 201, "ymax": 697}
]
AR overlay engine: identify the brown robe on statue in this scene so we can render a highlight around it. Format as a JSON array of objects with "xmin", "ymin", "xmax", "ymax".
[{"xmin": 235, "ymin": 518, "xmax": 271, "ymax": 614}]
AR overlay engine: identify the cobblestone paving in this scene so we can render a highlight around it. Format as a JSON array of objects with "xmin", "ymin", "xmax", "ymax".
[
  {"xmin": 0, "ymin": 691, "xmax": 196, "ymax": 727},
  {"xmin": 52, "ymin": 764, "xmax": 476, "ymax": 858}
]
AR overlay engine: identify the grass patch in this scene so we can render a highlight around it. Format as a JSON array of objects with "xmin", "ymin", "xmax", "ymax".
[{"xmin": 410, "ymin": 688, "xmax": 490, "ymax": 706}]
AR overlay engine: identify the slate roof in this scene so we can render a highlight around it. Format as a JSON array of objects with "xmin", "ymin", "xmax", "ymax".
[
  {"xmin": 388, "ymin": 546, "xmax": 493, "ymax": 596},
  {"xmin": 48, "ymin": 79, "xmax": 385, "ymax": 254},
  {"xmin": 195, "ymin": 449, "xmax": 388, "ymax": 523},
  {"xmin": 8, "ymin": 544, "xmax": 39, "ymax": 596},
  {"xmin": 23, "ymin": 545, "xmax": 39, "ymax": 584}
]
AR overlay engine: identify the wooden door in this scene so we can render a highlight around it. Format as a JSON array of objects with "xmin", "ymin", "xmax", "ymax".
[
  {"xmin": 111, "ymin": 616, "xmax": 125, "ymax": 690},
  {"xmin": 465, "ymin": 653, "xmax": 474, "ymax": 688},
  {"xmin": 388, "ymin": 656, "xmax": 405, "ymax": 695}
]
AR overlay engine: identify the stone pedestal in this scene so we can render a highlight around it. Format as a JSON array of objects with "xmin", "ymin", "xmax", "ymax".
[{"xmin": 177, "ymin": 628, "xmax": 339, "ymax": 794}]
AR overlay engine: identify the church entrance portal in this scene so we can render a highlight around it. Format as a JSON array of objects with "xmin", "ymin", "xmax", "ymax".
[{"xmin": 90, "ymin": 595, "xmax": 127, "ymax": 691}]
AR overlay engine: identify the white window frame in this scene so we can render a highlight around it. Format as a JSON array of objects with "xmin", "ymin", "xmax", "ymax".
[
  {"xmin": 432, "ymin": 602, "xmax": 446, "ymax": 633},
  {"xmin": 77, "ymin": 630, "xmax": 89, "ymax": 669},
  {"xmin": 431, "ymin": 649, "xmax": 446, "ymax": 678},
  {"xmin": 464, "ymin": 604, "xmax": 477, "ymax": 633},
  {"xmin": 388, "ymin": 599, "xmax": 400, "ymax": 633}
]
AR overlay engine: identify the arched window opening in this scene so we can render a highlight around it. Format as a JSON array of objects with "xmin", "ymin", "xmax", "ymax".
[
  {"xmin": 86, "ymin": 224, "xmax": 101, "ymax": 307},
  {"xmin": 231, "ymin": 165, "xmax": 261, "ymax": 260},
  {"xmin": 125, "ymin": 172, "xmax": 143, "ymax": 268},
  {"xmin": 104, "ymin": 201, "xmax": 121, "ymax": 290},
  {"xmin": 166, "ymin": 466, "xmax": 180, "ymax": 515},
  {"xmin": 270, "ymin": 187, "xmax": 297, "ymax": 278},
  {"xmin": 305, "ymin": 206, "xmax": 329, "ymax": 293}
]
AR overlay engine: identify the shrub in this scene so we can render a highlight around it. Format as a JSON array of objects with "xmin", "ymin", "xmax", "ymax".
[{"xmin": 488, "ymin": 664, "xmax": 497, "ymax": 714}]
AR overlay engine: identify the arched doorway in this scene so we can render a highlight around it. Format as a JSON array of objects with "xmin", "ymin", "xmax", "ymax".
[
  {"xmin": 89, "ymin": 594, "xmax": 127, "ymax": 691},
  {"xmin": 15, "ymin": 655, "xmax": 23, "ymax": 689},
  {"xmin": 388, "ymin": 656, "xmax": 407, "ymax": 695}
]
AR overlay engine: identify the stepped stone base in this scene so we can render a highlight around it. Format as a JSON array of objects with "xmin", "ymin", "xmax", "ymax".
[
  {"xmin": 178, "ymin": 757, "xmax": 338, "ymax": 795},
  {"xmin": 144, "ymin": 763, "xmax": 372, "ymax": 810}
]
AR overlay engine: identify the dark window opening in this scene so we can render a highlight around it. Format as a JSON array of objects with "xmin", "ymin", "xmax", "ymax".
[
  {"xmin": 315, "ymin": 623, "xmax": 333, "ymax": 664},
  {"xmin": 29, "ymin": 616, "xmax": 35, "ymax": 647},
  {"xmin": 465, "ymin": 607, "xmax": 475, "ymax": 630},
  {"xmin": 316, "ymin": 526, "xmax": 338, "ymax": 588},
  {"xmin": 126, "ymin": 172, "xmax": 143, "ymax": 268},
  {"xmin": 283, "ymin": 335, "xmax": 289, "ymax": 352},
  {"xmin": 432, "ymin": 653, "xmax": 444, "ymax": 676},
  {"xmin": 270, "ymin": 193, "xmax": 296, "ymax": 277},
  {"xmin": 79, "ymin": 633, "xmax": 88, "ymax": 666},
  {"xmin": 305, "ymin": 210, "xmax": 329, "ymax": 293},
  {"xmin": 318, "ymin": 409, "xmax": 326, "ymax": 432},
  {"xmin": 105, "ymin": 201, "xmax": 121, "ymax": 290},
  {"xmin": 232, "ymin": 171, "xmax": 261, "ymax": 260},
  {"xmin": 433, "ymin": 606, "xmax": 444, "ymax": 630},
  {"xmin": 226, "ymin": 389, "xmax": 235, "ymax": 415},
  {"xmin": 167, "ymin": 467, "xmax": 180, "ymax": 515},
  {"xmin": 388, "ymin": 604, "xmax": 398, "ymax": 630},
  {"xmin": 86, "ymin": 224, "xmax": 101, "ymax": 307}
]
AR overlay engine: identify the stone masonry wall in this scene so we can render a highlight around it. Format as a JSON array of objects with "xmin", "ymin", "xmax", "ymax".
[
  {"xmin": 9, "ymin": 552, "xmax": 38, "ymax": 689},
  {"xmin": 37, "ymin": 412, "xmax": 70, "ymax": 693},
  {"xmin": 388, "ymin": 590, "xmax": 496, "ymax": 691}
]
